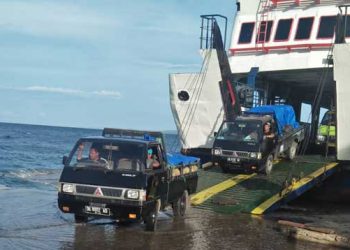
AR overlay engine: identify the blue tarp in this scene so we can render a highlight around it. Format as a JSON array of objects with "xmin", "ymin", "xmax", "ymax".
[
  {"xmin": 166, "ymin": 153, "xmax": 200, "ymax": 167},
  {"xmin": 245, "ymin": 105, "xmax": 299, "ymax": 135}
]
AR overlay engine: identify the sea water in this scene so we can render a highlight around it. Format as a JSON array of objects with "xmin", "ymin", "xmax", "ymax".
[{"xmin": 0, "ymin": 122, "xmax": 344, "ymax": 250}]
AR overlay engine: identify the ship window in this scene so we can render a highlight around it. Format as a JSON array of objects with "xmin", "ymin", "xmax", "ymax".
[
  {"xmin": 317, "ymin": 16, "xmax": 337, "ymax": 39},
  {"xmin": 257, "ymin": 21, "xmax": 273, "ymax": 43},
  {"xmin": 178, "ymin": 90, "xmax": 189, "ymax": 101},
  {"xmin": 274, "ymin": 19, "xmax": 293, "ymax": 41},
  {"xmin": 300, "ymin": 103, "xmax": 311, "ymax": 123},
  {"xmin": 238, "ymin": 22, "xmax": 255, "ymax": 44},
  {"xmin": 295, "ymin": 17, "xmax": 314, "ymax": 40}
]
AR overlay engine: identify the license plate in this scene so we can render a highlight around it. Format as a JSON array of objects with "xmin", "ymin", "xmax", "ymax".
[
  {"xmin": 85, "ymin": 206, "xmax": 110, "ymax": 216},
  {"xmin": 227, "ymin": 157, "xmax": 239, "ymax": 163}
]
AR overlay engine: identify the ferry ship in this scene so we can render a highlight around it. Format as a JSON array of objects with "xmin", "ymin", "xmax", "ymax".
[{"xmin": 169, "ymin": 0, "xmax": 350, "ymax": 163}]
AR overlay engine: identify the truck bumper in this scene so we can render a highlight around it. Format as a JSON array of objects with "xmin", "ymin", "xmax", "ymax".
[
  {"xmin": 212, "ymin": 156, "xmax": 262, "ymax": 172},
  {"xmin": 58, "ymin": 193, "xmax": 154, "ymax": 221}
]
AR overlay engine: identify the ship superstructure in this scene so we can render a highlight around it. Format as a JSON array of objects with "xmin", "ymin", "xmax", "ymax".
[
  {"xmin": 230, "ymin": 0, "xmax": 345, "ymax": 106},
  {"xmin": 169, "ymin": 0, "xmax": 350, "ymax": 160}
]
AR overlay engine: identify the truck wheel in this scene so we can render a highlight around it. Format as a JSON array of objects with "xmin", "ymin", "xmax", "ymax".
[
  {"xmin": 264, "ymin": 154, "xmax": 274, "ymax": 175},
  {"xmin": 173, "ymin": 190, "xmax": 188, "ymax": 218},
  {"xmin": 74, "ymin": 214, "xmax": 88, "ymax": 223},
  {"xmin": 145, "ymin": 200, "xmax": 160, "ymax": 231},
  {"xmin": 287, "ymin": 142, "xmax": 298, "ymax": 160}
]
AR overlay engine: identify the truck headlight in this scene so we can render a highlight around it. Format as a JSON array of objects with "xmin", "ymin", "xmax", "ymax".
[
  {"xmin": 213, "ymin": 148, "xmax": 222, "ymax": 155},
  {"xmin": 249, "ymin": 152, "xmax": 262, "ymax": 159},
  {"xmin": 126, "ymin": 190, "xmax": 139, "ymax": 199},
  {"xmin": 62, "ymin": 183, "xmax": 74, "ymax": 193},
  {"xmin": 257, "ymin": 153, "xmax": 262, "ymax": 160},
  {"xmin": 250, "ymin": 152, "xmax": 257, "ymax": 158},
  {"xmin": 317, "ymin": 135, "xmax": 325, "ymax": 142}
]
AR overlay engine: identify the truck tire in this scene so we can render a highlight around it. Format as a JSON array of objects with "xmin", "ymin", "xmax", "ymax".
[
  {"xmin": 264, "ymin": 154, "xmax": 274, "ymax": 175},
  {"xmin": 145, "ymin": 200, "xmax": 160, "ymax": 231},
  {"xmin": 287, "ymin": 142, "xmax": 298, "ymax": 160},
  {"xmin": 173, "ymin": 190, "xmax": 188, "ymax": 218},
  {"xmin": 74, "ymin": 214, "xmax": 88, "ymax": 223}
]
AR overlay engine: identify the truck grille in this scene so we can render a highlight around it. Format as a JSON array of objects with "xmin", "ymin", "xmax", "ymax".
[
  {"xmin": 101, "ymin": 188, "xmax": 123, "ymax": 197},
  {"xmin": 236, "ymin": 152, "xmax": 249, "ymax": 158},
  {"xmin": 75, "ymin": 185, "xmax": 123, "ymax": 197},
  {"xmin": 222, "ymin": 150, "xmax": 234, "ymax": 156},
  {"xmin": 221, "ymin": 150, "xmax": 249, "ymax": 158},
  {"xmin": 76, "ymin": 185, "xmax": 96, "ymax": 194}
]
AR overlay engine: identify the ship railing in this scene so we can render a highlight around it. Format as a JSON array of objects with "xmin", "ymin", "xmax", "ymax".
[
  {"xmin": 266, "ymin": 0, "xmax": 346, "ymax": 8},
  {"xmin": 230, "ymin": 43, "xmax": 333, "ymax": 55},
  {"xmin": 271, "ymin": 0, "xmax": 320, "ymax": 6},
  {"xmin": 200, "ymin": 14, "xmax": 227, "ymax": 50}
]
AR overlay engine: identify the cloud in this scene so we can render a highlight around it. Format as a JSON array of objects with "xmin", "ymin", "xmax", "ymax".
[
  {"xmin": 0, "ymin": 1, "xmax": 119, "ymax": 40},
  {"xmin": 135, "ymin": 60, "xmax": 200, "ymax": 70},
  {"xmin": 93, "ymin": 90, "xmax": 122, "ymax": 98},
  {"xmin": 0, "ymin": 85, "xmax": 122, "ymax": 99},
  {"xmin": 26, "ymin": 86, "xmax": 83, "ymax": 95}
]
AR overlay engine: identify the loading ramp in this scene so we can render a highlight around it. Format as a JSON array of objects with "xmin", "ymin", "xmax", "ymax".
[{"xmin": 191, "ymin": 156, "xmax": 338, "ymax": 215}]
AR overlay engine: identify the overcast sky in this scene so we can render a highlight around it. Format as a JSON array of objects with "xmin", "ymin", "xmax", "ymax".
[{"xmin": 0, "ymin": 0, "xmax": 236, "ymax": 130}]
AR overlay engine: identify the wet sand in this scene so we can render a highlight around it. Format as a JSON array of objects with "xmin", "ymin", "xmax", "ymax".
[{"xmin": 1, "ymin": 185, "xmax": 346, "ymax": 250}]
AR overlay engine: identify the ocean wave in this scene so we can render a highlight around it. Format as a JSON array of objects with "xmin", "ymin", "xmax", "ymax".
[
  {"xmin": 0, "ymin": 135, "xmax": 12, "ymax": 139},
  {"xmin": 0, "ymin": 184, "xmax": 10, "ymax": 190},
  {"xmin": 0, "ymin": 168, "xmax": 61, "ymax": 190},
  {"xmin": 4, "ymin": 168, "xmax": 59, "ymax": 179}
]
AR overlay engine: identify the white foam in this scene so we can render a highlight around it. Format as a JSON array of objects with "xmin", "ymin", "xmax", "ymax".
[
  {"xmin": 0, "ymin": 184, "xmax": 10, "ymax": 190},
  {"xmin": 8, "ymin": 169, "xmax": 53, "ymax": 179}
]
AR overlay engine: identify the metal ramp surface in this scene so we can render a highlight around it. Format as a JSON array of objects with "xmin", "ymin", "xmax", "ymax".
[{"xmin": 191, "ymin": 156, "xmax": 338, "ymax": 215}]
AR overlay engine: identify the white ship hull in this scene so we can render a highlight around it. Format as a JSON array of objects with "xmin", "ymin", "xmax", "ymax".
[{"xmin": 169, "ymin": 50, "xmax": 224, "ymax": 150}]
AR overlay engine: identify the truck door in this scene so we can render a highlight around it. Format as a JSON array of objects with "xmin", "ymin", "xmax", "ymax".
[
  {"xmin": 147, "ymin": 144, "xmax": 169, "ymax": 205},
  {"xmin": 262, "ymin": 121, "xmax": 276, "ymax": 156}
]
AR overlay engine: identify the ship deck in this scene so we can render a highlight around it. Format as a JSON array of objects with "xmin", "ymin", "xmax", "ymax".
[{"xmin": 190, "ymin": 155, "xmax": 338, "ymax": 215}]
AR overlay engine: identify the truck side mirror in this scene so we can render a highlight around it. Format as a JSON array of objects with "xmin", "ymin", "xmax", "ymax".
[
  {"xmin": 214, "ymin": 132, "xmax": 218, "ymax": 137},
  {"xmin": 62, "ymin": 156, "xmax": 68, "ymax": 165}
]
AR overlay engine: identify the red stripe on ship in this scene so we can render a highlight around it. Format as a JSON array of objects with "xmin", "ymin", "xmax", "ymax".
[{"xmin": 227, "ymin": 80, "xmax": 236, "ymax": 106}]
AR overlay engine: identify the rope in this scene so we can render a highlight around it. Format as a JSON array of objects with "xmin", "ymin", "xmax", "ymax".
[
  {"xmin": 176, "ymin": 51, "xmax": 211, "ymax": 151},
  {"xmin": 279, "ymin": 42, "xmax": 335, "ymax": 191},
  {"xmin": 300, "ymin": 44, "xmax": 334, "ymax": 156},
  {"xmin": 181, "ymin": 51, "xmax": 212, "ymax": 142},
  {"xmin": 169, "ymin": 50, "xmax": 212, "ymax": 152}
]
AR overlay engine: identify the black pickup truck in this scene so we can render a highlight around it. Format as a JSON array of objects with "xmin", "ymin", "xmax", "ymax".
[
  {"xmin": 58, "ymin": 128, "xmax": 199, "ymax": 231},
  {"xmin": 212, "ymin": 105, "xmax": 305, "ymax": 174}
]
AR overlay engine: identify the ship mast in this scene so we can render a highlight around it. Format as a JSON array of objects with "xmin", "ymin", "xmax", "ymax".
[{"xmin": 200, "ymin": 15, "xmax": 242, "ymax": 121}]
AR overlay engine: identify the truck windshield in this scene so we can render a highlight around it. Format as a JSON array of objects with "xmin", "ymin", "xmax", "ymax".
[
  {"xmin": 320, "ymin": 111, "xmax": 335, "ymax": 126},
  {"xmin": 217, "ymin": 121, "xmax": 262, "ymax": 143},
  {"xmin": 69, "ymin": 141, "xmax": 146, "ymax": 171}
]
